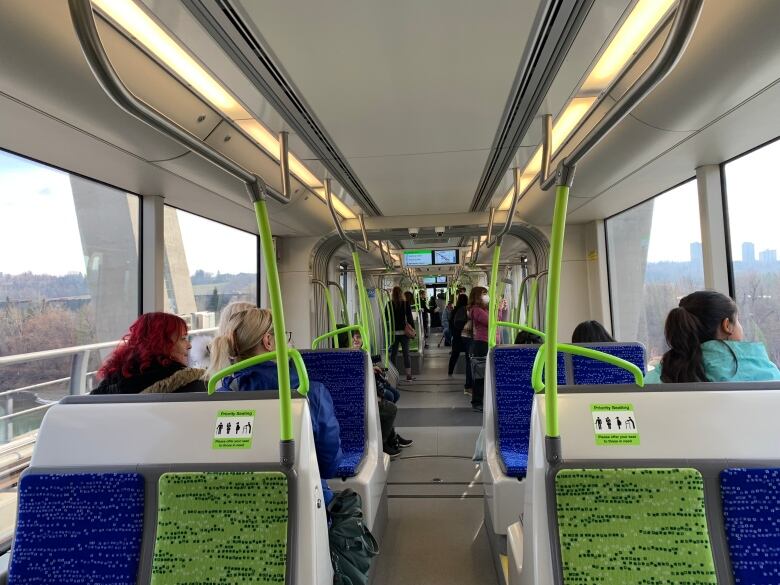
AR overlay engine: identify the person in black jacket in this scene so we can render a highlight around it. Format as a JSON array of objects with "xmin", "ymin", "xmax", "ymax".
[
  {"xmin": 448, "ymin": 294, "xmax": 472, "ymax": 390},
  {"xmin": 92, "ymin": 313, "xmax": 206, "ymax": 395},
  {"xmin": 387, "ymin": 286, "xmax": 416, "ymax": 381}
]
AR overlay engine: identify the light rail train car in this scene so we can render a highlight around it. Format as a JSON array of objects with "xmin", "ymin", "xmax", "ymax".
[{"xmin": 2, "ymin": 0, "xmax": 780, "ymax": 583}]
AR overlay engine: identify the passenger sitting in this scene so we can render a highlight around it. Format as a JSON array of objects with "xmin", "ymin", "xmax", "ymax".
[
  {"xmin": 190, "ymin": 301, "xmax": 256, "ymax": 368},
  {"xmin": 92, "ymin": 313, "xmax": 206, "ymax": 394},
  {"xmin": 206, "ymin": 307, "xmax": 343, "ymax": 503},
  {"xmin": 351, "ymin": 331, "xmax": 413, "ymax": 458},
  {"xmin": 514, "ymin": 330, "xmax": 543, "ymax": 344},
  {"xmin": 572, "ymin": 320, "xmax": 616, "ymax": 343},
  {"xmin": 645, "ymin": 290, "xmax": 780, "ymax": 383}
]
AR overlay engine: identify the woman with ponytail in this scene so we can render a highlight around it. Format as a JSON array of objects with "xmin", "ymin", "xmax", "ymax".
[
  {"xmin": 646, "ymin": 290, "xmax": 780, "ymax": 383},
  {"xmin": 206, "ymin": 306, "xmax": 343, "ymax": 503}
]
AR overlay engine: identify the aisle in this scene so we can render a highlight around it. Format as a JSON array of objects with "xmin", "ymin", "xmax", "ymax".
[{"xmin": 372, "ymin": 345, "xmax": 498, "ymax": 585}]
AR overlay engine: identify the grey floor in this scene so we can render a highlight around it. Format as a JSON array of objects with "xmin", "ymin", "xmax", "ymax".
[{"xmin": 373, "ymin": 339, "xmax": 499, "ymax": 585}]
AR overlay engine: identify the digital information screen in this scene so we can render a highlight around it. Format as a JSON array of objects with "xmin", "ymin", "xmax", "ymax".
[
  {"xmin": 436, "ymin": 276, "xmax": 447, "ymax": 283},
  {"xmin": 423, "ymin": 276, "xmax": 436, "ymax": 284},
  {"xmin": 433, "ymin": 250, "xmax": 458, "ymax": 265},
  {"xmin": 404, "ymin": 250, "xmax": 433, "ymax": 267}
]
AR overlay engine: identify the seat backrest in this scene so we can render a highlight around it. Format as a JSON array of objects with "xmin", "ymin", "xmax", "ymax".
[
  {"xmin": 720, "ymin": 467, "xmax": 780, "ymax": 584},
  {"xmin": 569, "ymin": 342, "xmax": 646, "ymax": 385},
  {"xmin": 301, "ymin": 350, "xmax": 367, "ymax": 477},
  {"xmin": 9, "ymin": 472, "xmax": 146, "ymax": 585},
  {"xmin": 492, "ymin": 346, "xmax": 565, "ymax": 478},
  {"xmin": 555, "ymin": 467, "xmax": 717, "ymax": 583}
]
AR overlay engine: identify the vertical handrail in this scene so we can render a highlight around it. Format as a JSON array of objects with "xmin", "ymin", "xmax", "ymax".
[
  {"xmin": 328, "ymin": 280, "xmax": 350, "ymax": 326},
  {"xmin": 487, "ymin": 243, "xmax": 501, "ymax": 349},
  {"xmin": 352, "ymin": 251, "xmax": 372, "ymax": 355},
  {"xmin": 312, "ymin": 280, "xmax": 339, "ymax": 347}
]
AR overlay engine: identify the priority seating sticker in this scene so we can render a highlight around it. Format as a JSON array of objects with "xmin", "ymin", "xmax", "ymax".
[
  {"xmin": 590, "ymin": 403, "xmax": 639, "ymax": 446},
  {"xmin": 213, "ymin": 409, "xmax": 255, "ymax": 449}
]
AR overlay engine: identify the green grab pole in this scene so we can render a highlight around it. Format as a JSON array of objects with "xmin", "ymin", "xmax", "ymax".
[
  {"xmin": 389, "ymin": 295, "xmax": 396, "ymax": 344},
  {"xmin": 532, "ymin": 343, "xmax": 547, "ymax": 393},
  {"xmin": 531, "ymin": 342, "xmax": 645, "ymax": 393},
  {"xmin": 495, "ymin": 321, "xmax": 545, "ymax": 341},
  {"xmin": 365, "ymin": 286, "xmax": 378, "ymax": 358},
  {"xmin": 543, "ymin": 185, "xmax": 569, "ymax": 438},
  {"xmin": 254, "ymin": 200, "xmax": 294, "ymax": 442},
  {"xmin": 207, "ymin": 347, "xmax": 310, "ymax": 398},
  {"xmin": 526, "ymin": 277, "xmax": 539, "ymax": 328},
  {"xmin": 487, "ymin": 244, "xmax": 501, "ymax": 349},
  {"xmin": 323, "ymin": 287, "xmax": 339, "ymax": 348},
  {"xmin": 352, "ymin": 251, "xmax": 371, "ymax": 355},
  {"xmin": 312, "ymin": 324, "xmax": 369, "ymax": 350},
  {"xmin": 381, "ymin": 290, "xmax": 392, "ymax": 368},
  {"xmin": 337, "ymin": 287, "xmax": 349, "ymax": 326},
  {"xmin": 515, "ymin": 280, "xmax": 528, "ymax": 326}
]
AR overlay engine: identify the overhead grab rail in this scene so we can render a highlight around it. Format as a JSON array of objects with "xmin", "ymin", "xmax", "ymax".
[
  {"xmin": 532, "ymin": 0, "xmax": 704, "ymax": 462},
  {"xmin": 69, "ymin": 0, "xmax": 304, "ymax": 469},
  {"xmin": 326, "ymin": 178, "xmax": 369, "ymax": 253}
]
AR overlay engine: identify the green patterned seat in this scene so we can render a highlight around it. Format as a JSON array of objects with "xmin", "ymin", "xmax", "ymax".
[
  {"xmin": 151, "ymin": 472, "xmax": 289, "ymax": 584},
  {"xmin": 555, "ymin": 468, "xmax": 716, "ymax": 584}
]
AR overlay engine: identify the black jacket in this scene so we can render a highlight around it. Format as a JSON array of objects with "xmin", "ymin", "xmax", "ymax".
[
  {"xmin": 92, "ymin": 363, "xmax": 207, "ymax": 395},
  {"xmin": 387, "ymin": 301, "xmax": 414, "ymax": 333}
]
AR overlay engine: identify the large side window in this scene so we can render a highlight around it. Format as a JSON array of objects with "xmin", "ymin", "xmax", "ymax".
[
  {"xmin": 724, "ymin": 139, "xmax": 780, "ymax": 364},
  {"xmin": 163, "ymin": 206, "xmax": 258, "ymax": 328},
  {"xmin": 0, "ymin": 149, "xmax": 140, "ymax": 439},
  {"xmin": 606, "ymin": 180, "xmax": 703, "ymax": 367}
]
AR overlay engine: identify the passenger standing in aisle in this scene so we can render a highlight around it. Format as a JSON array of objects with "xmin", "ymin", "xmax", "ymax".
[
  {"xmin": 389, "ymin": 286, "xmax": 416, "ymax": 382},
  {"xmin": 448, "ymin": 294, "xmax": 472, "ymax": 391},
  {"xmin": 419, "ymin": 290, "xmax": 430, "ymax": 347},
  {"xmin": 468, "ymin": 286, "xmax": 506, "ymax": 411}
]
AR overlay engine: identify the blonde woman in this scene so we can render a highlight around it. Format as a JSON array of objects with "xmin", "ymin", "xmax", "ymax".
[
  {"xmin": 191, "ymin": 302, "xmax": 256, "ymax": 368},
  {"xmin": 206, "ymin": 307, "xmax": 343, "ymax": 504}
]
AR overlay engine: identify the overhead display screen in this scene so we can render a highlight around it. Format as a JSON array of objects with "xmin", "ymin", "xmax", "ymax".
[
  {"xmin": 404, "ymin": 250, "xmax": 433, "ymax": 266},
  {"xmin": 423, "ymin": 276, "xmax": 436, "ymax": 284},
  {"xmin": 436, "ymin": 276, "xmax": 447, "ymax": 283},
  {"xmin": 433, "ymin": 250, "xmax": 458, "ymax": 265}
]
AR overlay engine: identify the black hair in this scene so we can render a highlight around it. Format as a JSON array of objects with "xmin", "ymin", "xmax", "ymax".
[
  {"xmin": 572, "ymin": 320, "xmax": 616, "ymax": 343},
  {"xmin": 660, "ymin": 290, "xmax": 738, "ymax": 383},
  {"xmin": 515, "ymin": 331, "xmax": 543, "ymax": 344},
  {"xmin": 454, "ymin": 293, "xmax": 468, "ymax": 309}
]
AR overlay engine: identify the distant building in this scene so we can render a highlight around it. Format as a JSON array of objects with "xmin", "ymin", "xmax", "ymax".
[
  {"xmin": 759, "ymin": 249, "xmax": 777, "ymax": 263},
  {"xmin": 743, "ymin": 242, "xmax": 756, "ymax": 263},
  {"xmin": 690, "ymin": 242, "xmax": 702, "ymax": 264}
]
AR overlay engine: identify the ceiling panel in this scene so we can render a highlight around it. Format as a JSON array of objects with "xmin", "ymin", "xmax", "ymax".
[{"xmin": 237, "ymin": 0, "xmax": 540, "ymax": 214}]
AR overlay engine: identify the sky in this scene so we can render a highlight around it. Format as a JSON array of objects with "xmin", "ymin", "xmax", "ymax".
[
  {"xmin": 2, "ymin": 139, "xmax": 779, "ymax": 275},
  {"xmin": 0, "ymin": 150, "xmax": 256, "ymax": 276}
]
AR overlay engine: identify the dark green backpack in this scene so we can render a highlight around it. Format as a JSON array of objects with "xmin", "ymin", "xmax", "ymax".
[{"xmin": 328, "ymin": 489, "xmax": 379, "ymax": 585}]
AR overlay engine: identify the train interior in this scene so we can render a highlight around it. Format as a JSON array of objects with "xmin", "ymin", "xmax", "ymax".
[{"xmin": 2, "ymin": 0, "xmax": 780, "ymax": 584}]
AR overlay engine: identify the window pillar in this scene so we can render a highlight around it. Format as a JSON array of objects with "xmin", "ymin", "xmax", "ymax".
[
  {"xmin": 696, "ymin": 165, "xmax": 730, "ymax": 294},
  {"xmin": 141, "ymin": 194, "xmax": 165, "ymax": 312}
]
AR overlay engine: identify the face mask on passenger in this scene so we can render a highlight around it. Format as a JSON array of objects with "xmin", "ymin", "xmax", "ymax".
[{"xmin": 481, "ymin": 294, "xmax": 489, "ymax": 304}]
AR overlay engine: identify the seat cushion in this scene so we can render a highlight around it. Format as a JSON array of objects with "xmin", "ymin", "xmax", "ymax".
[
  {"xmin": 571, "ymin": 343, "xmax": 646, "ymax": 385},
  {"xmin": 493, "ymin": 347, "xmax": 565, "ymax": 478},
  {"xmin": 9, "ymin": 472, "xmax": 145, "ymax": 585},
  {"xmin": 302, "ymin": 351, "xmax": 366, "ymax": 477},
  {"xmin": 721, "ymin": 468, "xmax": 780, "ymax": 584},
  {"xmin": 555, "ymin": 468, "xmax": 717, "ymax": 584},
  {"xmin": 151, "ymin": 471, "xmax": 288, "ymax": 584}
]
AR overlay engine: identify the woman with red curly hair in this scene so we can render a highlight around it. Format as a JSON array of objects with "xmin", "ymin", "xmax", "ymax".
[{"xmin": 92, "ymin": 313, "xmax": 206, "ymax": 394}]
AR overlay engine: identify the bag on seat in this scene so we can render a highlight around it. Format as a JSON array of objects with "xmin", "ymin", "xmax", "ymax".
[{"xmin": 329, "ymin": 489, "xmax": 379, "ymax": 585}]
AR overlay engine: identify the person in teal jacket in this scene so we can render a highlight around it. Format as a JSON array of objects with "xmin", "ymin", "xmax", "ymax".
[{"xmin": 645, "ymin": 290, "xmax": 780, "ymax": 383}]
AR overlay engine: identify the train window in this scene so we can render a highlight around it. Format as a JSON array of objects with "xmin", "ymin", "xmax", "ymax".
[
  {"xmin": 164, "ymin": 206, "xmax": 258, "ymax": 327},
  {"xmin": 724, "ymin": 139, "xmax": 780, "ymax": 364},
  {"xmin": 606, "ymin": 180, "xmax": 703, "ymax": 367}
]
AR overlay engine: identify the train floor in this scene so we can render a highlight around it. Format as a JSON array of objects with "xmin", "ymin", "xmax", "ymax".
[{"xmin": 373, "ymin": 340, "xmax": 498, "ymax": 585}]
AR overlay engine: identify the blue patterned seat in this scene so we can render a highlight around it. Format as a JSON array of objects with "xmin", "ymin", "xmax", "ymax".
[
  {"xmin": 721, "ymin": 468, "xmax": 780, "ymax": 584},
  {"xmin": 571, "ymin": 343, "xmax": 646, "ymax": 385},
  {"xmin": 493, "ymin": 347, "xmax": 565, "ymax": 478},
  {"xmin": 9, "ymin": 472, "xmax": 145, "ymax": 585},
  {"xmin": 302, "ymin": 350, "xmax": 367, "ymax": 477}
]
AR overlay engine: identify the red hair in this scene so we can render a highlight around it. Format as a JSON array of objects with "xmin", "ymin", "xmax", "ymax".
[{"xmin": 98, "ymin": 313, "xmax": 188, "ymax": 380}]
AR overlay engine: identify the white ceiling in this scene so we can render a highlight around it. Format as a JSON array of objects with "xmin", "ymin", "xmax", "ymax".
[{"xmin": 238, "ymin": 0, "xmax": 540, "ymax": 215}]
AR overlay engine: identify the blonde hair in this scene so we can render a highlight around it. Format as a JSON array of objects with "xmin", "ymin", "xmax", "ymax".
[
  {"xmin": 217, "ymin": 302, "xmax": 255, "ymax": 336},
  {"xmin": 206, "ymin": 307, "xmax": 273, "ymax": 380}
]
